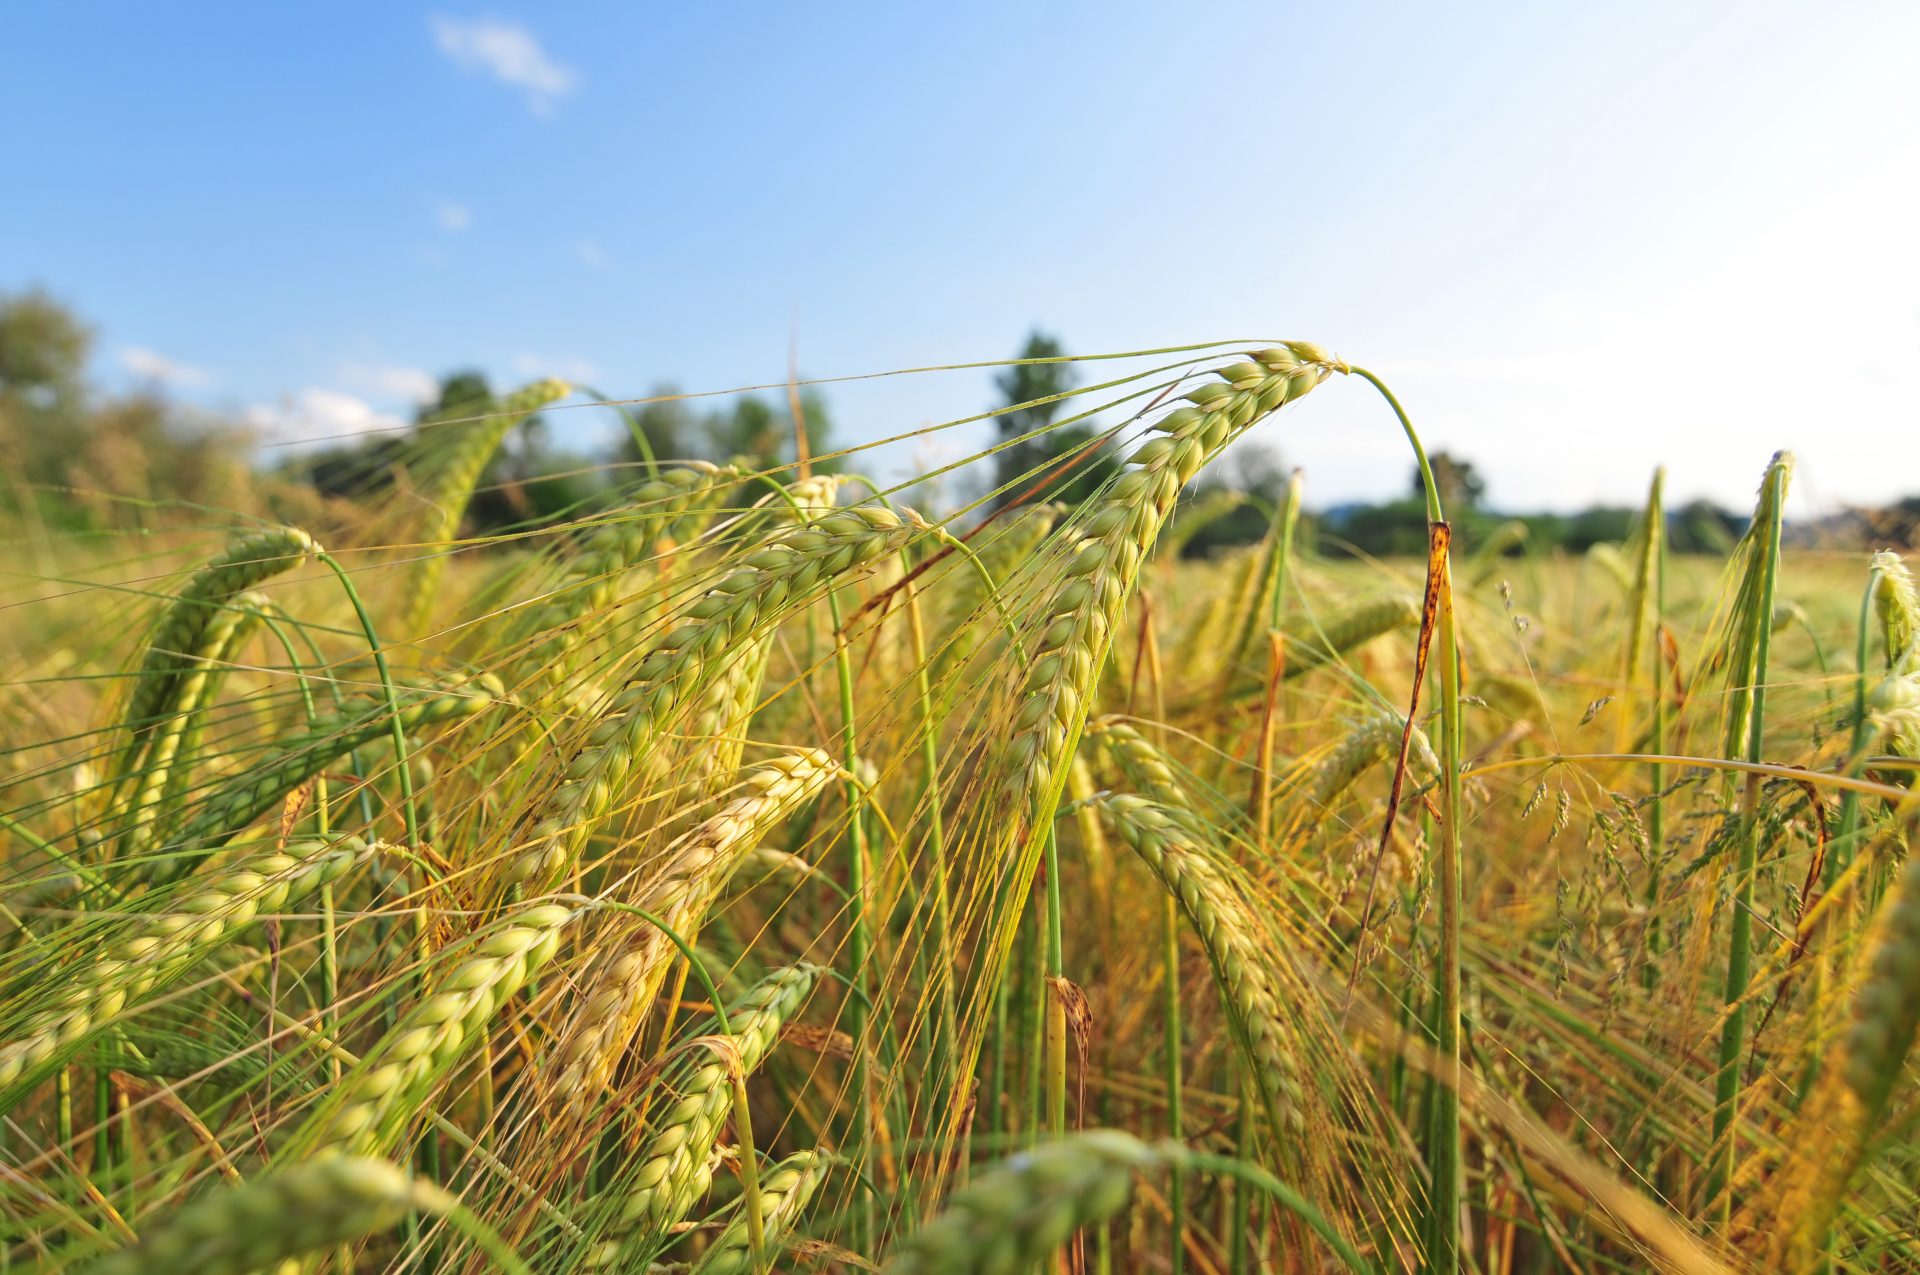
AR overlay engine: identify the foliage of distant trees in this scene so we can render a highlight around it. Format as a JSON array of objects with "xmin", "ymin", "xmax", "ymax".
[
  {"xmin": 611, "ymin": 385, "xmax": 838, "ymax": 478},
  {"xmin": 0, "ymin": 288, "xmax": 257, "ymax": 529},
  {"xmin": 987, "ymin": 331, "xmax": 1119, "ymax": 508},
  {"xmin": 0, "ymin": 288, "xmax": 1906, "ymax": 558}
]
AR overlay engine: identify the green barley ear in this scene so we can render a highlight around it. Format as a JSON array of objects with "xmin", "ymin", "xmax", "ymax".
[
  {"xmin": 502, "ymin": 504, "xmax": 917, "ymax": 891},
  {"xmin": 112, "ymin": 526, "xmax": 315, "ymax": 788},
  {"xmin": 297, "ymin": 901, "xmax": 579, "ymax": 1158},
  {"xmin": 537, "ymin": 750, "xmax": 834, "ymax": 1130},
  {"xmin": 117, "ymin": 589, "xmax": 268, "ymax": 860},
  {"xmin": 1771, "ymin": 852, "xmax": 1920, "ymax": 1268},
  {"xmin": 581, "ymin": 964, "xmax": 822, "ymax": 1267},
  {"xmin": 882, "ymin": 1130, "xmax": 1165, "ymax": 1273},
  {"xmin": 79, "ymin": 1154, "xmax": 423, "ymax": 1275},
  {"xmin": 1195, "ymin": 594, "xmax": 1420, "ymax": 708},
  {"xmin": 1277, "ymin": 595, "xmax": 1421, "ymax": 683},
  {"xmin": 1085, "ymin": 717, "xmax": 1195, "ymax": 815},
  {"xmin": 1870, "ymin": 549, "xmax": 1918, "ymax": 670},
  {"xmin": 1280, "ymin": 707, "xmax": 1440, "ymax": 810},
  {"xmin": 514, "ymin": 461, "xmax": 744, "ymax": 682},
  {"xmin": 0, "ymin": 837, "xmax": 368, "ymax": 1104},
  {"xmin": 1839, "ymin": 852, "xmax": 1920, "ymax": 1147},
  {"xmin": 1715, "ymin": 450, "xmax": 1795, "ymax": 759},
  {"xmin": 1002, "ymin": 347, "xmax": 1338, "ymax": 830},
  {"xmin": 678, "ymin": 480, "xmax": 845, "ymax": 793},
  {"xmin": 404, "ymin": 377, "xmax": 570, "ymax": 635},
  {"xmin": 1094, "ymin": 793, "xmax": 1301, "ymax": 1135},
  {"xmin": 150, "ymin": 669, "xmax": 502, "ymax": 884},
  {"xmin": 687, "ymin": 1149, "xmax": 831, "ymax": 1274},
  {"xmin": 1866, "ymin": 664, "xmax": 1920, "ymax": 756}
]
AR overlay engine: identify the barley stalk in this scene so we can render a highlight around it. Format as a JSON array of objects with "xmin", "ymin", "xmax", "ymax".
[{"xmin": 1709, "ymin": 451, "xmax": 1792, "ymax": 1215}]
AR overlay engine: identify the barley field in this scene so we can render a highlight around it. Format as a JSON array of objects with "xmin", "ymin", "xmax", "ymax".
[{"xmin": 2, "ymin": 348, "xmax": 1917, "ymax": 1274}]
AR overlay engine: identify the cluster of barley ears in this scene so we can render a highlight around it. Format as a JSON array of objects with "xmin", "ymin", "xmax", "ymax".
[{"xmin": 1, "ymin": 346, "xmax": 1915, "ymax": 1275}]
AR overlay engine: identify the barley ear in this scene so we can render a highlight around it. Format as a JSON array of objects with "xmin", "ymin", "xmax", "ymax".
[
  {"xmin": 113, "ymin": 526, "xmax": 315, "ymax": 788},
  {"xmin": 882, "ymin": 1130, "xmax": 1164, "ymax": 1273}
]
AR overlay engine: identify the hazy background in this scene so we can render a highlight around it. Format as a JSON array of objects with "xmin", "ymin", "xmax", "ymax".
[{"xmin": 4, "ymin": 0, "xmax": 1916, "ymax": 515}]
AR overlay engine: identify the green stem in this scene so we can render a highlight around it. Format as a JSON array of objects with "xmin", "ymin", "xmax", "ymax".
[
  {"xmin": 314, "ymin": 551, "xmax": 419, "ymax": 848},
  {"xmin": 904, "ymin": 572, "xmax": 960, "ymax": 1154},
  {"xmin": 592, "ymin": 900, "xmax": 763, "ymax": 1268},
  {"xmin": 1347, "ymin": 364, "xmax": 1459, "ymax": 1273},
  {"xmin": 578, "ymin": 383, "xmax": 659, "ymax": 481},
  {"xmin": 412, "ymin": 1181, "xmax": 535, "ymax": 1275},
  {"xmin": 1179, "ymin": 1150, "xmax": 1377, "ymax": 1274},
  {"xmin": 826, "ymin": 581, "xmax": 876, "ymax": 1251},
  {"xmin": 1163, "ymin": 891, "xmax": 1185, "ymax": 1275},
  {"xmin": 1709, "ymin": 460, "xmax": 1787, "ymax": 1219},
  {"xmin": 1643, "ymin": 470, "xmax": 1669, "ymax": 984},
  {"xmin": 1045, "ymin": 827, "xmax": 1067, "ymax": 1141}
]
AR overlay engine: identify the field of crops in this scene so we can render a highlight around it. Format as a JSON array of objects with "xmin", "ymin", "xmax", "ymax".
[{"xmin": 3, "ymin": 348, "xmax": 1917, "ymax": 1273}]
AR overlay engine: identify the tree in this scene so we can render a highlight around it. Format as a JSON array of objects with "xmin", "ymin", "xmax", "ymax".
[
  {"xmin": 420, "ymin": 370, "xmax": 495, "ymax": 423},
  {"xmin": 1176, "ymin": 441, "xmax": 1297, "ymax": 557},
  {"xmin": 988, "ymin": 330, "xmax": 1116, "ymax": 509},
  {"xmin": 0, "ymin": 288, "xmax": 93, "ymax": 491},
  {"xmin": 1416, "ymin": 451, "xmax": 1487, "ymax": 512},
  {"xmin": 612, "ymin": 385, "xmax": 837, "ymax": 478},
  {"xmin": 1, "ymin": 289, "xmax": 253, "ymax": 527},
  {"xmin": 0, "ymin": 288, "xmax": 89, "ymax": 411},
  {"xmin": 614, "ymin": 387, "xmax": 695, "ymax": 467}
]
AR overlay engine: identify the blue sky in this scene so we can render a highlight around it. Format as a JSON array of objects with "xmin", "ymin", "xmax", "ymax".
[{"xmin": 4, "ymin": 1, "xmax": 1916, "ymax": 513}]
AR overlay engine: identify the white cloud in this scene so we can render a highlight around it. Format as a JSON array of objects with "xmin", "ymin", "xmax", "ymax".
[
  {"xmin": 246, "ymin": 388, "xmax": 407, "ymax": 444},
  {"xmin": 512, "ymin": 353, "xmax": 596, "ymax": 384},
  {"xmin": 338, "ymin": 361, "xmax": 440, "ymax": 406},
  {"xmin": 121, "ymin": 345, "xmax": 211, "ymax": 388},
  {"xmin": 436, "ymin": 200, "xmax": 471, "ymax": 232},
  {"xmin": 575, "ymin": 238, "xmax": 607, "ymax": 268},
  {"xmin": 430, "ymin": 16, "xmax": 576, "ymax": 116}
]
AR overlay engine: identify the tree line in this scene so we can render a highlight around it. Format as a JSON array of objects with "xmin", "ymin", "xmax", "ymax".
[{"xmin": 2, "ymin": 289, "xmax": 1900, "ymax": 555}]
